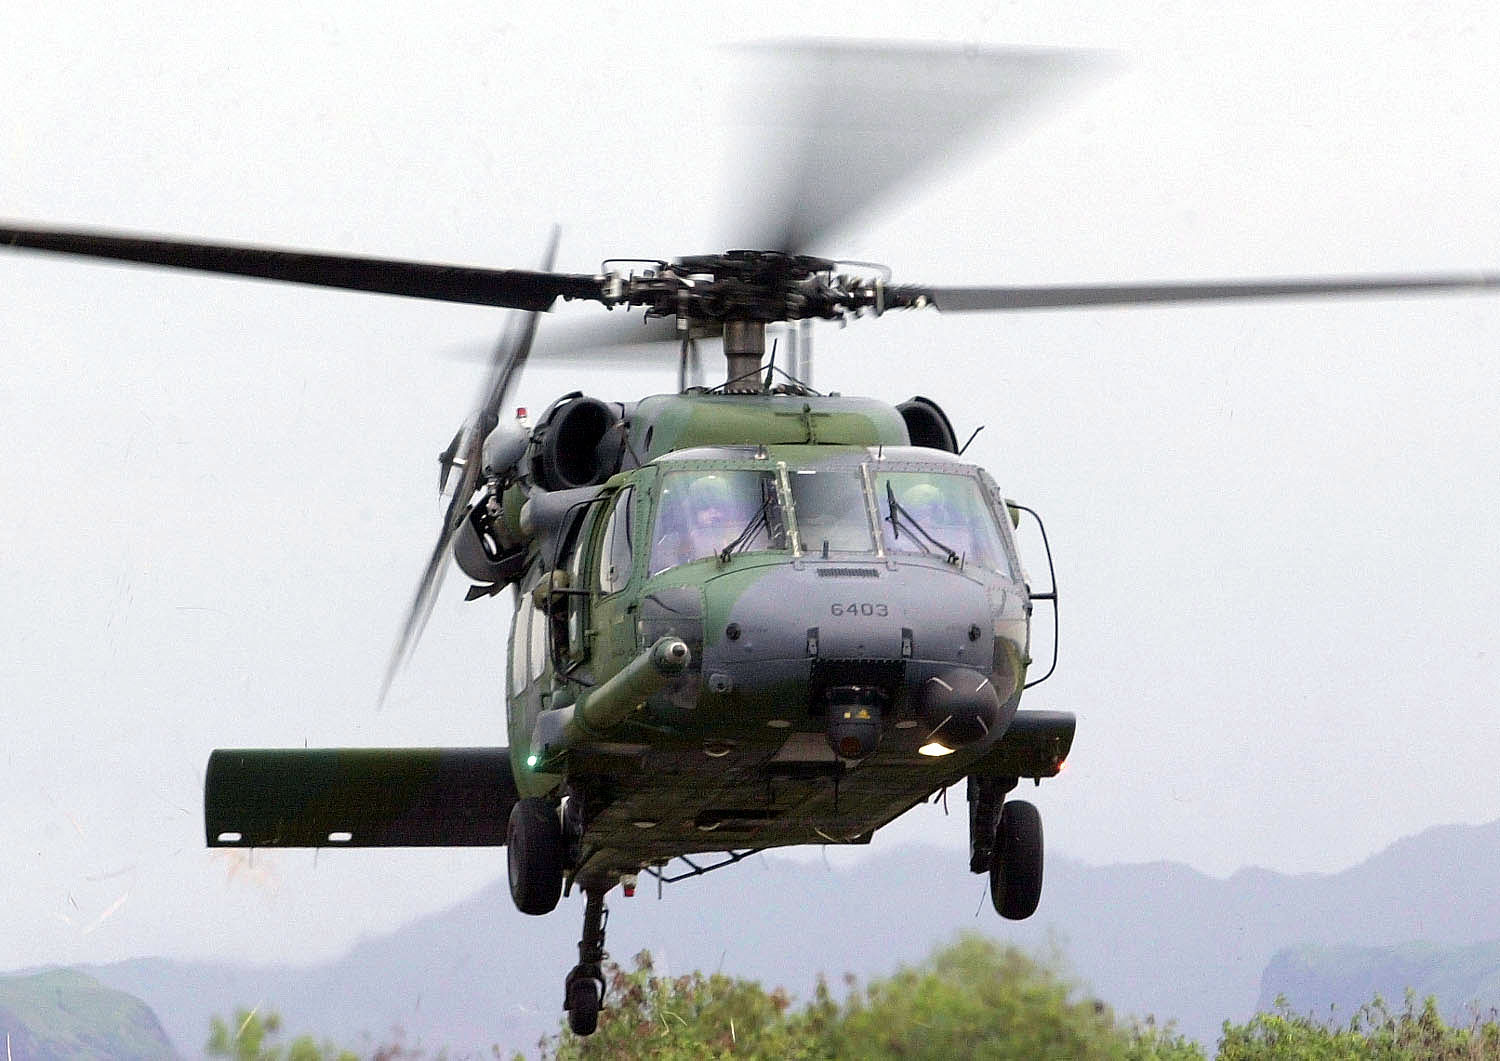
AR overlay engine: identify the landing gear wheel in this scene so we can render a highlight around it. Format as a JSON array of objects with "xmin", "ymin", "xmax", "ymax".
[
  {"xmin": 564, "ymin": 888, "xmax": 610, "ymax": 1036},
  {"xmin": 565, "ymin": 967, "xmax": 604, "ymax": 1036},
  {"xmin": 989, "ymin": 799, "xmax": 1043, "ymax": 921},
  {"xmin": 507, "ymin": 797, "xmax": 563, "ymax": 915}
]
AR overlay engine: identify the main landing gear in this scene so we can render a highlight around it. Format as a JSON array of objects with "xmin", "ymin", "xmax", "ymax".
[
  {"xmin": 507, "ymin": 797, "xmax": 564, "ymax": 915},
  {"xmin": 968, "ymin": 776, "xmax": 1044, "ymax": 920},
  {"xmin": 505, "ymin": 794, "xmax": 610, "ymax": 1036}
]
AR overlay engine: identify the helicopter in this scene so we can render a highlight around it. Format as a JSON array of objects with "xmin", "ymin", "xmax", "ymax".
[{"xmin": 6, "ymin": 41, "xmax": 1500, "ymax": 1038}]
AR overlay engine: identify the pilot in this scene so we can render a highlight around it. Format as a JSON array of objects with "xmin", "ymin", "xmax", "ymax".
[
  {"xmin": 687, "ymin": 476, "xmax": 735, "ymax": 556},
  {"xmin": 888, "ymin": 481, "xmax": 945, "ymax": 555},
  {"xmin": 900, "ymin": 482, "xmax": 944, "ymax": 519},
  {"xmin": 652, "ymin": 475, "xmax": 734, "ymax": 570}
]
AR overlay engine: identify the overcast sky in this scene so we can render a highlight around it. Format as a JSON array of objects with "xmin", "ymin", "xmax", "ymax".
[{"xmin": 3, "ymin": 2, "xmax": 1499, "ymax": 972}]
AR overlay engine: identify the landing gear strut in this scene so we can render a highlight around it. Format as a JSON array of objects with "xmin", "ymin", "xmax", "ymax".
[
  {"xmin": 564, "ymin": 887, "xmax": 609, "ymax": 1036},
  {"xmin": 967, "ymin": 775, "xmax": 1016, "ymax": 872}
]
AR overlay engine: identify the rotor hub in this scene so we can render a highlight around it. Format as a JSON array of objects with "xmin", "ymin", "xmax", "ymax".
[{"xmin": 612, "ymin": 250, "xmax": 897, "ymax": 326}]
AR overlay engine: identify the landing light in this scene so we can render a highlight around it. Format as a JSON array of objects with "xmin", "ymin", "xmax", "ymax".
[
  {"xmin": 918, "ymin": 742, "xmax": 955, "ymax": 758},
  {"xmin": 526, "ymin": 754, "xmax": 539, "ymax": 769}
]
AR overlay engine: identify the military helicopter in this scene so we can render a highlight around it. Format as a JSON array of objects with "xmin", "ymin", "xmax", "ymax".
[{"xmin": 6, "ymin": 41, "xmax": 1500, "ymax": 1037}]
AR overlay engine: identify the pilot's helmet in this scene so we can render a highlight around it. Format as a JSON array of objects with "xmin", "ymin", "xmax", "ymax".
[
  {"xmin": 689, "ymin": 476, "xmax": 733, "ymax": 522},
  {"xmin": 901, "ymin": 482, "xmax": 943, "ymax": 513}
]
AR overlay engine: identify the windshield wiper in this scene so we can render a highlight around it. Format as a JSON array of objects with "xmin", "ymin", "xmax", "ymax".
[
  {"xmin": 885, "ymin": 481, "xmax": 959, "ymax": 564},
  {"xmin": 719, "ymin": 493, "xmax": 774, "ymax": 563}
]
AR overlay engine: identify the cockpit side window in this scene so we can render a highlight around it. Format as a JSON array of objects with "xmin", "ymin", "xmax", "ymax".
[
  {"xmin": 875, "ymin": 471, "xmax": 1014, "ymax": 577},
  {"xmin": 597, "ymin": 486, "xmax": 635, "ymax": 595},
  {"xmin": 649, "ymin": 469, "xmax": 786, "ymax": 575}
]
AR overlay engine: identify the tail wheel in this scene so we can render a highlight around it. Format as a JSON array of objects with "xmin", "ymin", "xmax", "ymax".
[
  {"xmin": 507, "ymin": 797, "xmax": 564, "ymax": 915},
  {"xmin": 989, "ymin": 799, "xmax": 1043, "ymax": 920},
  {"xmin": 565, "ymin": 970, "xmax": 604, "ymax": 1036}
]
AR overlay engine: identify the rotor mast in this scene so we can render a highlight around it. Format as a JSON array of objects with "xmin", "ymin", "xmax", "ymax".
[{"xmin": 722, "ymin": 319, "xmax": 766, "ymax": 392}]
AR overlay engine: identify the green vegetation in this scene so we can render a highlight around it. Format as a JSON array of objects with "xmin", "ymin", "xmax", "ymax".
[
  {"xmin": 535, "ymin": 935, "xmax": 1201, "ymax": 1060},
  {"xmin": 1218, "ymin": 994, "xmax": 1500, "ymax": 1060},
  {"xmin": 205, "ymin": 1007, "xmax": 359, "ymax": 1061},
  {"xmin": 202, "ymin": 937, "xmax": 1500, "ymax": 1059}
]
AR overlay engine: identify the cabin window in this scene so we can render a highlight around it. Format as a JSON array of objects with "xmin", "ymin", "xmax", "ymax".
[
  {"xmin": 509, "ymin": 605, "xmax": 528, "ymax": 696},
  {"xmin": 528, "ymin": 597, "xmax": 548, "ymax": 681},
  {"xmin": 873, "ymin": 471, "xmax": 1013, "ymax": 576},
  {"xmin": 786, "ymin": 469, "xmax": 876, "ymax": 555},
  {"xmin": 566, "ymin": 511, "xmax": 589, "ymax": 659},
  {"xmin": 649, "ymin": 469, "xmax": 786, "ymax": 575},
  {"xmin": 597, "ymin": 487, "xmax": 636, "ymax": 595}
]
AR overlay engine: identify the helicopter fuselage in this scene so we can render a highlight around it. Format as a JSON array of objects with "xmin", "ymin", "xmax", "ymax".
[{"xmin": 495, "ymin": 389, "xmax": 1057, "ymax": 888}]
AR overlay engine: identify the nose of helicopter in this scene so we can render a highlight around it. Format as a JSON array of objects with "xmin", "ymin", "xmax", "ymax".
[
  {"xmin": 712, "ymin": 562, "xmax": 995, "ymax": 658},
  {"xmin": 698, "ymin": 560, "xmax": 1009, "ymax": 736}
]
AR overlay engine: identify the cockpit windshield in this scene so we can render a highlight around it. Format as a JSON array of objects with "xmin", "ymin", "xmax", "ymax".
[
  {"xmin": 785, "ymin": 469, "xmax": 876, "ymax": 555},
  {"xmin": 649, "ymin": 469, "xmax": 787, "ymax": 575},
  {"xmin": 647, "ymin": 463, "xmax": 1013, "ymax": 578},
  {"xmin": 874, "ymin": 471, "xmax": 1012, "ymax": 576}
]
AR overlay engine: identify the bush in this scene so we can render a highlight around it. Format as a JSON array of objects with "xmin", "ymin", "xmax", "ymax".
[
  {"xmin": 1218, "ymin": 993, "xmax": 1500, "ymax": 1060},
  {"xmin": 537, "ymin": 934, "xmax": 1203, "ymax": 1060}
]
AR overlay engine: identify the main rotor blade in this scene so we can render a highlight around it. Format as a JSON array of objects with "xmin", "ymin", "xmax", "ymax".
[
  {"xmin": 532, "ymin": 311, "xmax": 685, "ymax": 355},
  {"xmin": 0, "ymin": 222, "xmax": 603, "ymax": 312},
  {"xmin": 914, "ymin": 273, "xmax": 1500, "ymax": 313},
  {"xmin": 445, "ymin": 314, "xmax": 696, "ymax": 367},
  {"xmin": 380, "ymin": 228, "xmax": 562, "ymax": 705},
  {"xmin": 725, "ymin": 42, "xmax": 1101, "ymax": 255},
  {"xmin": 379, "ymin": 509, "xmax": 462, "ymax": 705},
  {"xmin": 477, "ymin": 225, "xmax": 560, "ymax": 431}
]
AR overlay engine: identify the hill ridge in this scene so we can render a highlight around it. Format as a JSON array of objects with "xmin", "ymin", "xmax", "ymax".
[{"xmin": 50, "ymin": 817, "xmax": 1500, "ymax": 1055}]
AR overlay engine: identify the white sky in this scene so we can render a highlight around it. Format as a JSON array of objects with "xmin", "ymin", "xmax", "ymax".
[{"xmin": 3, "ymin": 1, "xmax": 1499, "ymax": 970}]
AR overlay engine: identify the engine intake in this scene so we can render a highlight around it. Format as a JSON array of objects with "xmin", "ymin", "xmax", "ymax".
[
  {"xmin": 897, "ymin": 395, "xmax": 959, "ymax": 453},
  {"xmin": 531, "ymin": 395, "xmax": 624, "ymax": 492}
]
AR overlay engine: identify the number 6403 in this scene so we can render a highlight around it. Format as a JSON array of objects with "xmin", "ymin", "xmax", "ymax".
[{"xmin": 831, "ymin": 602, "xmax": 888, "ymax": 617}]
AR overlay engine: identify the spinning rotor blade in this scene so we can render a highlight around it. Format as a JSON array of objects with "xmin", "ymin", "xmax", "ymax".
[
  {"xmin": 534, "ymin": 311, "xmax": 685, "ymax": 354},
  {"xmin": 913, "ymin": 273, "xmax": 1500, "ymax": 312},
  {"xmin": 380, "ymin": 228, "xmax": 561, "ymax": 704},
  {"xmin": 380, "ymin": 500, "xmax": 468, "ymax": 706},
  {"xmin": 448, "ymin": 315, "xmax": 703, "ymax": 367},
  {"xmin": 0, "ymin": 221, "xmax": 602, "ymax": 311},
  {"xmin": 477, "ymin": 225, "xmax": 560, "ymax": 430},
  {"xmin": 726, "ymin": 42, "xmax": 1100, "ymax": 255}
]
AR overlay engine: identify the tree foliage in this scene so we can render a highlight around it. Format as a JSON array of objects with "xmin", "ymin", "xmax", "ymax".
[
  {"xmin": 537, "ymin": 933, "xmax": 1203, "ymax": 1060},
  {"xmin": 206, "ymin": 1006, "xmax": 361, "ymax": 1061},
  {"xmin": 209, "ymin": 940, "xmax": 1500, "ymax": 1059},
  {"xmin": 1217, "ymin": 993, "xmax": 1500, "ymax": 1060}
]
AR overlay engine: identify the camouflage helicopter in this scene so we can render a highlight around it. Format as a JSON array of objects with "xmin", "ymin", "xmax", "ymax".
[{"xmin": 7, "ymin": 42, "xmax": 1500, "ymax": 1037}]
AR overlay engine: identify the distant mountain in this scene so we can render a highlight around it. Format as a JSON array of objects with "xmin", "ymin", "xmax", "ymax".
[
  {"xmin": 1259, "ymin": 940, "xmax": 1500, "ymax": 1024},
  {"xmin": 72, "ymin": 818, "xmax": 1500, "ymax": 1057},
  {"xmin": 0, "ymin": 967, "xmax": 177, "ymax": 1060}
]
